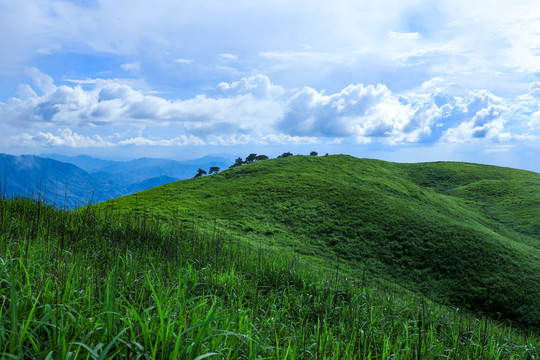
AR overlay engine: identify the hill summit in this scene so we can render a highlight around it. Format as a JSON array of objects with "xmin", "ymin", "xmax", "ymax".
[{"xmin": 107, "ymin": 154, "xmax": 540, "ymax": 327}]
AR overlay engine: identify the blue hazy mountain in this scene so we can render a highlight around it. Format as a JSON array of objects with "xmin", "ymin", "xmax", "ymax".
[
  {"xmin": 0, "ymin": 154, "xmax": 117, "ymax": 208},
  {"xmin": 2, "ymin": 153, "xmax": 231, "ymax": 208},
  {"xmin": 41, "ymin": 154, "xmax": 120, "ymax": 173},
  {"xmin": 42, "ymin": 154, "xmax": 232, "ymax": 185},
  {"xmin": 94, "ymin": 157, "xmax": 231, "ymax": 184}
]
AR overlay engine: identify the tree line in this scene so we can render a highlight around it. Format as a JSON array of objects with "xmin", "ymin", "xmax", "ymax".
[{"xmin": 194, "ymin": 151, "xmax": 323, "ymax": 178}]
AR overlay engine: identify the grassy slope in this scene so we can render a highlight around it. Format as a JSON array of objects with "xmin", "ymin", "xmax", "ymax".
[
  {"xmin": 107, "ymin": 155, "xmax": 540, "ymax": 327},
  {"xmin": 1, "ymin": 197, "xmax": 539, "ymax": 359}
]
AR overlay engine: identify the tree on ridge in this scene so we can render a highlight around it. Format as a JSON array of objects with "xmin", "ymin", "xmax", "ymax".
[
  {"xmin": 278, "ymin": 152, "xmax": 293, "ymax": 158},
  {"xmin": 194, "ymin": 168, "xmax": 207, "ymax": 178}
]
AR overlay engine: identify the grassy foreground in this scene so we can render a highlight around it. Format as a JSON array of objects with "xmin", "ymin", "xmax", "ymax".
[
  {"xmin": 1, "ymin": 196, "xmax": 539, "ymax": 359},
  {"xmin": 105, "ymin": 155, "xmax": 540, "ymax": 328}
]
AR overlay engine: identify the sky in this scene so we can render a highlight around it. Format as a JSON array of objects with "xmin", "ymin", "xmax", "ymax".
[{"xmin": 1, "ymin": 0, "xmax": 539, "ymax": 172}]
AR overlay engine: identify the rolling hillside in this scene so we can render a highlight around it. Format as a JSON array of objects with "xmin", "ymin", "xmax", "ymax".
[
  {"xmin": 2, "ymin": 196, "xmax": 538, "ymax": 358},
  {"xmin": 106, "ymin": 154, "xmax": 540, "ymax": 327}
]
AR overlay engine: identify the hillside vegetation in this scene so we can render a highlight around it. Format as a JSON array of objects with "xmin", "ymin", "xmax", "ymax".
[
  {"xmin": 1, "ymin": 196, "xmax": 539, "ymax": 359},
  {"xmin": 106, "ymin": 155, "xmax": 540, "ymax": 328}
]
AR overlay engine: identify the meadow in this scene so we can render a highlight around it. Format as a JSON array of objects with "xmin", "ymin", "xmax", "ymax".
[
  {"xmin": 1, "ymin": 154, "xmax": 539, "ymax": 359},
  {"xmin": 106, "ymin": 155, "xmax": 540, "ymax": 328},
  {"xmin": 1, "ymin": 196, "xmax": 539, "ymax": 359}
]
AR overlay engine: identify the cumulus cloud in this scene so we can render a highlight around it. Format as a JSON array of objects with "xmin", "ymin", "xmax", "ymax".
[
  {"xmin": 15, "ymin": 128, "xmax": 113, "ymax": 148},
  {"xmin": 274, "ymin": 82, "xmax": 538, "ymax": 146},
  {"xmin": 117, "ymin": 134, "xmax": 206, "ymax": 146},
  {"xmin": 1, "ymin": 69, "xmax": 538, "ymax": 150},
  {"xmin": 0, "ymin": 72, "xmax": 287, "ymax": 148},
  {"xmin": 217, "ymin": 74, "xmax": 285, "ymax": 99},
  {"xmin": 442, "ymin": 104, "xmax": 507, "ymax": 142},
  {"xmin": 528, "ymin": 111, "xmax": 540, "ymax": 129},
  {"xmin": 1, "ymin": 72, "xmax": 284, "ymax": 132},
  {"xmin": 411, "ymin": 88, "xmax": 526, "ymax": 144},
  {"xmin": 527, "ymin": 82, "xmax": 540, "ymax": 101},
  {"xmin": 518, "ymin": 82, "xmax": 540, "ymax": 129},
  {"xmin": 276, "ymin": 83, "xmax": 438, "ymax": 144}
]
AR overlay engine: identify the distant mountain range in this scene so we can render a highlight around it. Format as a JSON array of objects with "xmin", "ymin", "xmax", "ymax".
[{"xmin": 0, "ymin": 153, "xmax": 232, "ymax": 208}]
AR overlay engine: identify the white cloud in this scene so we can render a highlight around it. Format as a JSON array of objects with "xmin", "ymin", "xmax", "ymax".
[
  {"xmin": 121, "ymin": 62, "xmax": 141, "ymax": 71},
  {"xmin": 442, "ymin": 104, "xmax": 507, "ymax": 142},
  {"xmin": 483, "ymin": 144, "xmax": 514, "ymax": 153},
  {"xmin": 25, "ymin": 67, "xmax": 55, "ymax": 94},
  {"xmin": 497, "ymin": 132, "xmax": 538, "ymax": 142},
  {"xmin": 511, "ymin": 82, "xmax": 540, "ymax": 129},
  {"xmin": 11, "ymin": 127, "xmax": 322, "ymax": 148},
  {"xmin": 217, "ymin": 74, "xmax": 285, "ymax": 99},
  {"xmin": 528, "ymin": 110, "xmax": 540, "ymax": 129},
  {"xmin": 276, "ymin": 83, "xmax": 437, "ymax": 144},
  {"xmin": 2, "ymin": 69, "xmax": 539, "ymax": 152},
  {"xmin": 175, "ymin": 58, "xmax": 193, "ymax": 64},
  {"xmin": 15, "ymin": 128, "xmax": 113, "ymax": 148},
  {"xmin": 3, "ymin": 0, "xmax": 540, "ymax": 101},
  {"xmin": 436, "ymin": 89, "xmax": 540, "ymax": 143},
  {"xmin": 259, "ymin": 134, "xmax": 319, "ymax": 145},
  {"xmin": 214, "ymin": 66, "xmax": 242, "ymax": 76},
  {"xmin": 117, "ymin": 134, "xmax": 206, "ymax": 146},
  {"xmin": 527, "ymin": 82, "xmax": 540, "ymax": 101},
  {"xmin": 16, "ymin": 84, "xmax": 38, "ymax": 99},
  {"xmin": 204, "ymin": 133, "xmax": 319, "ymax": 146},
  {"xmin": 388, "ymin": 31, "xmax": 422, "ymax": 40},
  {"xmin": 0, "ymin": 72, "xmax": 284, "ymax": 141},
  {"xmin": 1, "ymin": 1, "xmax": 540, "ymax": 172},
  {"xmin": 220, "ymin": 53, "xmax": 238, "ymax": 60}
]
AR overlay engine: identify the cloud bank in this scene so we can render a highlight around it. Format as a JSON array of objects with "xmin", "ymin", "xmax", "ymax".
[{"xmin": 1, "ymin": 69, "xmax": 538, "ymax": 150}]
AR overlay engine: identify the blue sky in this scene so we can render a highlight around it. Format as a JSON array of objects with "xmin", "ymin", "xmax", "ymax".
[{"xmin": 1, "ymin": 0, "xmax": 539, "ymax": 172}]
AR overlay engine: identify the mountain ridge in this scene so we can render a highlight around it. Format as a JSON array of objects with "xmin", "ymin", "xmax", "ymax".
[
  {"xmin": 1, "ymin": 153, "xmax": 230, "ymax": 207},
  {"xmin": 41, "ymin": 153, "xmax": 232, "ymax": 185}
]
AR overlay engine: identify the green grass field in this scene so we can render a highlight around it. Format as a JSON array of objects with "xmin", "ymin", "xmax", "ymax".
[
  {"xmin": 1, "ymin": 154, "xmax": 539, "ymax": 358},
  {"xmin": 106, "ymin": 155, "xmax": 540, "ymax": 328},
  {"xmin": 1, "ymin": 196, "xmax": 539, "ymax": 359}
]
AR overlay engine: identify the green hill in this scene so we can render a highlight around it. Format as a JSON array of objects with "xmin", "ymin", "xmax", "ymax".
[
  {"xmin": 1, "ymin": 196, "xmax": 539, "ymax": 358},
  {"xmin": 106, "ymin": 155, "xmax": 540, "ymax": 327}
]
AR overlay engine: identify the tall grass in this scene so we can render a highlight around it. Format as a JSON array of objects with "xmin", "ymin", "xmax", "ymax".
[{"xmin": 0, "ymin": 195, "xmax": 538, "ymax": 359}]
